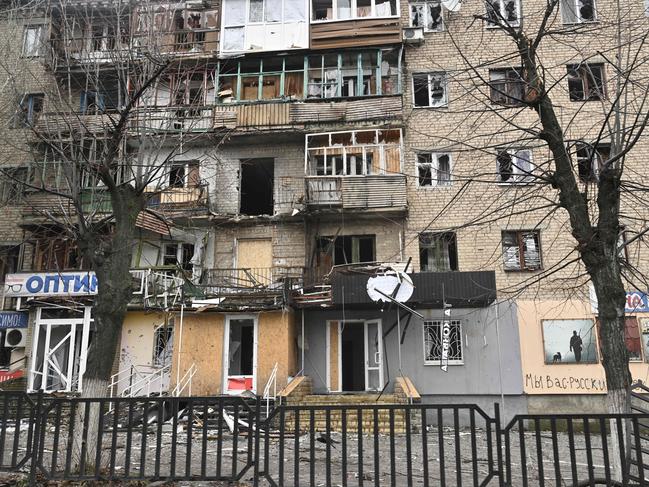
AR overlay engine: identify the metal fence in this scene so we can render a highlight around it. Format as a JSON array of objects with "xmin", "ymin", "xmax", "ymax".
[{"xmin": 1, "ymin": 391, "xmax": 648, "ymax": 486}]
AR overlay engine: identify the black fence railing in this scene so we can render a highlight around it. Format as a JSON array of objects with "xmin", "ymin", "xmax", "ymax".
[{"xmin": 1, "ymin": 391, "xmax": 648, "ymax": 486}]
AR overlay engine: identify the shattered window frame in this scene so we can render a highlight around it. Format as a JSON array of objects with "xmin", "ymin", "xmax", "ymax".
[
  {"xmin": 305, "ymin": 128, "xmax": 402, "ymax": 176},
  {"xmin": 412, "ymin": 72, "xmax": 447, "ymax": 108},
  {"xmin": 502, "ymin": 230, "xmax": 542, "ymax": 271},
  {"xmin": 485, "ymin": 0, "xmax": 521, "ymax": 28},
  {"xmin": 311, "ymin": 0, "xmax": 400, "ymax": 22},
  {"xmin": 22, "ymin": 25, "xmax": 45, "ymax": 57},
  {"xmin": 489, "ymin": 68, "xmax": 525, "ymax": 107},
  {"xmin": 560, "ymin": 0, "xmax": 596, "ymax": 24},
  {"xmin": 419, "ymin": 232, "xmax": 458, "ymax": 271},
  {"xmin": 12, "ymin": 93, "xmax": 44, "ymax": 128},
  {"xmin": 423, "ymin": 320, "xmax": 463, "ymax": 365},
  {"xmin": 152, "ymin": 322, "xmax": 174, "ymax": 367},
  {"xmin": 416, "ymin": 152, "xmax": 452, "ymax": 187},
  {"xmin": 574, "ymin": 141, "xmax": 609, "ymax": 183},
  {"xmin": 566, "ymin": 63, "xmax": 606, "ymax": 102},
  {"xmin": 408, "ymin": 0, "xmax": 444, "ymax": 32},
  {"xmin": 496, "ymin": 148, "xmax": 533, "ymax": 184}
]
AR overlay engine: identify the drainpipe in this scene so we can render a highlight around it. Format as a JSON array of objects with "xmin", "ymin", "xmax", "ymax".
[
  {"xmin": 301, "ymin": 309, "xmax": 305, "ymax": 375},
  {"xmin": 176, "ymin": 303, "xmax": 185, "ymax": 390}
]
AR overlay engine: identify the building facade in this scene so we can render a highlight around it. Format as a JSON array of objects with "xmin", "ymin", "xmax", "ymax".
[{"xmin": 0, "ymin": 0, "xmax": 647, "ymax": 415}]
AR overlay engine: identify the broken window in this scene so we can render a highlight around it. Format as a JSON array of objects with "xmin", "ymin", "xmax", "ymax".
[
  {"xmin": 316, "ymin": 235, "xmax": 376, "ymax": 269},
  {"xmin": 306, "ymin": 129, "xmax": 402, "ymax": 176},
  {"xmin": 417, "ymin": 153, "xmax": 451, "ymax": 186},
  {"xmin": 489, "ymin": 68, "xmax": 525, "ymax": 106},
  {"xmin": 0, "ymin": 167, "xmax": 29, "ymax": 203},
  {"xmin": 567, "ymin": 64, "xmax": 605, "ymax": 101},
  {"xmin": 485, "ymin": 0, "xmax": 520, "ymax": 27},
  {"xmin": 496, "ymin": 148, "xmax": 533, "ymax": 183},
  {"xmin": 22, "ymin": 25, "xmax": 45, "ymax": 57},
  {"xmin": 409, "ymin": 1, "xmax": 443, "ymax": 31},
  {"xmin": 0, "ymin": 245, "xmax": 21, "ymax": 281},
  {"xmin": 167, "ymin": 161, "xmax": 199, "ymax": 188},
  {"xmin": 424, "ymin": 320, "xmax": 463, "ymax": 364},
  {"xmin": 153, "ymin": 322, "xmax": 174, "ymax": 367},
  {"xmin": 575, "ymin": 142, "xmax": 609, "ymax": 182},
  {"xmin": 502, "ymin": 230, "xmax": 542, "ymax": 271},
  {"xmin": 12, "ymin": 93, "xmax": 44, "ymax": 128},
  {"xmin": 222, "ymin": 0, "xmax": 308, "ymax": 52},
  {"xmin": 163, "ymin": 242, "xmax": 195, "ymax": 271},
  {"xmin": 561, "ymin": 0, "xmax": 596, "ymax": 24},
  {"xmin": 625, "ymin": 317, "xmax": 642, "ymax": 361},
  {"xmin": 34, "ymin": 238, "xmax": 85, "ymax": 271},
  {"xmin": 240, "ymin": 158, "xmax": 274, "ymax": 216},
  {"xmin": 311, "ymin": 0, "xmax": 398, "ymax": 20},
  {"xmin": 419, "ymin": 232, "xmax": 458, "ymax": 272},
  {"xmin": 412, "ymin": 73, "xmax": 447, "ymax": 108}
]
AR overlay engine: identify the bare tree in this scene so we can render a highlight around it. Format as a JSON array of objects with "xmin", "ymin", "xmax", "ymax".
[{"xmin": 0, "ymin": 0, "xmax": 226, "ymax": 467}]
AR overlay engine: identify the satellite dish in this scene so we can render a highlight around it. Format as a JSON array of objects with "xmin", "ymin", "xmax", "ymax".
[
  {"xmin": 367, "ymin": 272, "xmax": 414, "ymax": 303},
  {"xmin": 442, "ymin": 0, "xmax": 461, "ymax": 12}
]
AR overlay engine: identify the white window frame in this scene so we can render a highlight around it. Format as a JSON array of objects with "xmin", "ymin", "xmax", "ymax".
[
  {"xmin": 408, "ymin": 0, "xmax": 444, "ymax": 32},
  {"xmin": 496, "ymin": 148, "xmax": 533, "ymax": 184},
  {"xmin": 423, "ymin": 320, "xmax": 464, "ymax": 365},
  {"xmin": 162, "ymin": 242, "xmax": 195, "ymax": 269},
  {"xmin": 222, "ymin": 314, "xmax": 259, "ymax": 394},
  {"xmin": 560, "ymin": 0, "xmax": 596, "ymax": 24},
  {"xmin": 416, "ymin": 152, "xmax": 452, "ymax": 187},
  {"xmin": 485, "ymin": 0, "xmax": 521, "ymax": 28},
  {"xmin": 22, "ymin": 25, "xmax": 45, "ymax": 57},
  {"xmin": 305, "ymin": 129, "xmax": 403, "ymax": 176},
  {"xmin": 412, "ymin": 72, "xmax": 447, "ymax": 108},
  {"xmin": 311, "ymin": 0, "xmax": 400, "ymax": 22}
]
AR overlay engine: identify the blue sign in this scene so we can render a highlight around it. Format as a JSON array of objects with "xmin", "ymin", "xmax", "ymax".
[
  {"xmin": 4, "ymin": 272, "xmax": 98, "ymax": 297},
  {"xmin": 0, "ymin": 312, "xmax": 28, "ymax": 329}
]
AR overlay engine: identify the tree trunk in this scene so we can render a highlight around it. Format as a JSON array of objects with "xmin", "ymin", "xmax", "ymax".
[{"xmin": 72, "ymin": 185, "xmax": 145, "ymax": 470}]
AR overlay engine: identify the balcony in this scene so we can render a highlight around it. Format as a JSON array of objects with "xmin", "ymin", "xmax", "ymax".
[
  {"xmin": 146, "ymin": 183, "xmax": 209, "ymax": 212},
  {"xmin": 33, "ymin": 112, "xmax": 118, "ymax": 135},
  {"xmin": 305, "ymin": 175, "xmax": 406, "ymax": 211},
  {"xmin": 131, "ymin": 106, "xmax": 236, "ymax": 134},
  {"xmin": 131, "ymin": 29, "xmax": 218, "ymax": 56}
]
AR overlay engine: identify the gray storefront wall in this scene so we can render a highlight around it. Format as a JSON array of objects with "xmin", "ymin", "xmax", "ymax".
[{"xmin": 301, "ymin": 300, "xmax": 527, "ymax": 421}]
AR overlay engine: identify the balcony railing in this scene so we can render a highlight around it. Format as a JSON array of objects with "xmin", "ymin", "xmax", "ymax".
[
  {"xmin": 131, "ymin": 106, "xmax": 236, "ymax": 133},
  {"xmin": 199, "ymin": 267, "xmax": 304, "ymax": 295},
  {"xmin": 146, "ymin": 183, "xmax": 209, "ymax": 210},
  {"xmin": 305, "ymin": 175, "xmax": 407, "ymax": 210}
]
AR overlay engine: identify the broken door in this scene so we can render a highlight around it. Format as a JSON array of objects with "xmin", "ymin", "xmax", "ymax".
[
  {"xmin": 28, "ymin": 307, "xmax": 91, "ymax": 393},
  {"xmin": 223, "ymin": 316, "xmax": 257, "ymax": 394}
]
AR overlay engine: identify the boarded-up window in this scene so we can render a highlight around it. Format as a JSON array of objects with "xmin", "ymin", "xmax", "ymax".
[{"xmin": 502, "ymin": 230, "xmax": 541, "ymax": 271}]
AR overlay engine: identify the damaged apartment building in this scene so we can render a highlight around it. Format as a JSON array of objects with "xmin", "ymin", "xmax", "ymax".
[{"xmin": 2, "ymin": 0, "xmax": 648, "ymax": 417}]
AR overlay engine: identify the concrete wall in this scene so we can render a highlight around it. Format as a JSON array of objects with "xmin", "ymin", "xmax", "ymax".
[{"xmin": 302, "ymin": 301, "xmax": 524, "ymax": 400}]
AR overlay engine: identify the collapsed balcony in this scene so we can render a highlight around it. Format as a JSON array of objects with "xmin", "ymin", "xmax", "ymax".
[{"xmin": 189, "ymin": 267, "xmax": 305, "ymax": 309}]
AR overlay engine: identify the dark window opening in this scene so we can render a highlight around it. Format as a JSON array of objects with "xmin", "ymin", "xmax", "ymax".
[
  {"xmin": 489, "ymin": 68, "xmax": 525, "ymax": 107},
  {"xmin": 163, "ymin": 242, "xmax": 195, "ymax": 271},
  {"xmin": 14, "ymin": 93, "xmax": 44, "ymax": 127},
  {"xmin": 33, "ymin": 238, "xmax": 85, "ymax": 271},
  {"xmin": 228, "ymin": 319, "xmax": 254, "ymax": 376},
  {"xmin": 315, "ymin": 234, "xmax": 376, "ymax": 278},
  {"xmin": 0, "ymin": 245, "xmax": 20, "ymax": 281},
  {"xmin": 575, "ymin": 142, "xmax": 609, "ymax": 183},
  {"xmin": 567, "ymin": 64, "xmax": 605, "ymax": 101},
  {"xmin": 169, "ymin": 165, "xmax": 186, "ymax": 188},
  {"xmin": 419, "ymin": 232, "xmax": 458, "ymax": 271},
  {"xmin": 240, "ymin": 158, "xmax": 274, "ymax": 216}
]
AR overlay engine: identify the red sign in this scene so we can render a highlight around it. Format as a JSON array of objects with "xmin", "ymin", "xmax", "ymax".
[{"xmin": 0, "ymin": 369, "xmax": 24, "ymax": 383}]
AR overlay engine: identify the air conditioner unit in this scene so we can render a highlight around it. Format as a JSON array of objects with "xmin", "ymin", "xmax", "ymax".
[
  {"xmin": 402, "ymin": 27, "xmax": 425, "ymax": 45},
  {"xmin": 4, "ymin": 328, "xmax": 27, "ymax": 348}
]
